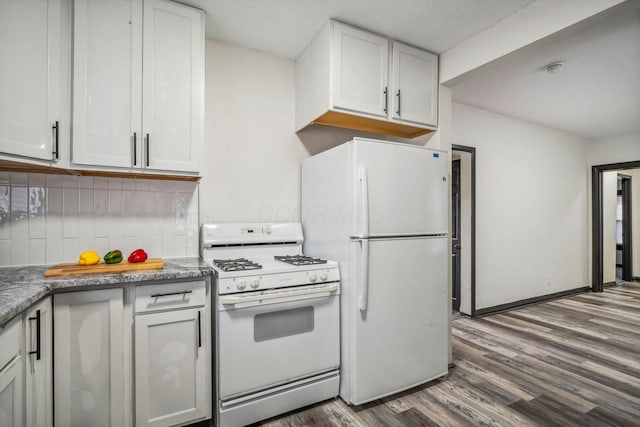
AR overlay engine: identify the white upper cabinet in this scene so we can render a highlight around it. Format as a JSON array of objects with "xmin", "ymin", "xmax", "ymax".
[
  {"xmin": 142, "ymin": 0, "xmax": 204, "ymax": 173},
  {"xmin": 391, "ymin": 41, "xmax": 438, "ymax": 127},
  {"xmin": 73, "ymin": 0, "xmax": 203, "ymax": 174},
  {"xmin": 296, "ymin": 20, "xmax": 438, "ymax": 138},
  {"xmin": 0, "ymin": 0, "xmax": 64, "ymax": 161},
  {"xmin": 73, "ymin": 0, "xmax": 143, "ymax": 168},
  {"xmin": 332, "ymin": 23, "xmax": 389, "ymax": 118}
]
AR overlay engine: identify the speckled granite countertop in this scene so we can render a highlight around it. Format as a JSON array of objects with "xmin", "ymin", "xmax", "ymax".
[{"xmin": 0, "ymin": 257, "xmax": 214, "ymax": 327}]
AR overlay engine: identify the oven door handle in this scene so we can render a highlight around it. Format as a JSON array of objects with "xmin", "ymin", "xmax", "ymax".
[{"xmin": 219, "ymin": 282, "xmax": 339, "ymax": 307}]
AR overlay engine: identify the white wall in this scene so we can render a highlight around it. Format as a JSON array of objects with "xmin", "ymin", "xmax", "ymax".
[
  {"xmin": 200, "ymin": 39, "xmax": 309, "ymax": 224},
  {"xmin": 0, "ymin": 172, "xmax": 198, "ymax": 266},
  {"xmin": 588, "ymin": 132, "xmax": 640, "ymax": 166},
  {"xmin": 452, "ymin": 102, "xmax": 590, "ymax": 310},
  {"xmin": 602, "ymin": 171, "xmax": 617, "ymax": 283},
  {"xmin": 440, "ymin": 0, "xmax": 626, "ymax": 84}
]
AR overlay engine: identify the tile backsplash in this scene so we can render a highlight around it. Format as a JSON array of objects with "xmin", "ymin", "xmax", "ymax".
[{"xmin": 0, "ymin": 172, "xmax": 199, "ymax": 266}]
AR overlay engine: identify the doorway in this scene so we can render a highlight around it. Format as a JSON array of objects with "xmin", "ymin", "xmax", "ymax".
[
  {"xmin": 452, "ymin": 159, "xmax": 461, "ymax": 311},
  {"xmin": 592, "ymin": 161, "xmax": 640, "ymax": 292},
  {"xmin": 451, "ymin": 145, "xmax": 476, "ymax": 317},
  {"xmin": 617, "ymin": 174, "xmax": 633, "ymax": 282}
]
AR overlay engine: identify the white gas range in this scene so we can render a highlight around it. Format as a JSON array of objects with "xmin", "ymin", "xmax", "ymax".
[{"xmin": 201, "ymin": 223, "xmax": 341, "ymax": 427}]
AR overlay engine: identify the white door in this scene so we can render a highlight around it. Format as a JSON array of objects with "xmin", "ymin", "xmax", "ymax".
[
  {"xmin": 135, "ymin": 308, "xmax": 208, "ymax": 427},
  {"xmin": 54, "ymin": 289, "xmax": 124, "ymax": 427},
  {"xmin": 25, "ymin": 297, "xmax": 53, "ymax": 427},
  {"xmin": 142, "ymin": 0, "xmax": 203, "ymax": 172},
  {"xmin": 332, "ymin": 22, "xmax": 389, "ymax": 118},
  {"xmin": 391, "ymin": 42, "xmax": 438, "ymax": 126},
  {"xmin": 347, "ymin": 237, "xmax": 448, "ymax": 404},
  {"xmin": 0, "ymin": 0, "xmax": 61, "ymax": 161},
  {"xmin": 351, "ymin": 139, "xmax": 448, "ymax": 237},
  {"xmin": 72, "ymin": 0, "xmax": 143, "ymax": 168},
  {"xmin": 0, "ymin": 357, "xmax": 22, "ymax": 427},
  {"xmin": 218, "ymin": 291, "xmax": 340, "ymax": 399}
]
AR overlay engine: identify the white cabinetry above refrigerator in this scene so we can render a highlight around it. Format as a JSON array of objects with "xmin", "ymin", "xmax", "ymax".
[{"xmin": 296, "ymin": 21, "xmax": 438, "ymax": 139}]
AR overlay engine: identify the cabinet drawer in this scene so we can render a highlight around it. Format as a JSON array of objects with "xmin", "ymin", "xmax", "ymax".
[
  {"xmin": 135, "ymin": 280, "xmax": 206, "ymax": 314},
  {"xmin": 0, "ymin": 316, "xmax": 22, "ymax": 372}
]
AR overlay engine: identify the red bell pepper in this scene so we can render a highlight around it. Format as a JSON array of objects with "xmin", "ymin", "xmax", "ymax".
[{"xmin": 128, "ymin": 248, "xmax": 148, "ymax": 263}]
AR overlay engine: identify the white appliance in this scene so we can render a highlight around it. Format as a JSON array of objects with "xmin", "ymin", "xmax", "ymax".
[
  {"xmin": 301, "ymin": 137, "xmax": 449, "ymax": 405},
  {"xmin": 200, "ymin": 223, "xmax": 341, "ymax": 427}
]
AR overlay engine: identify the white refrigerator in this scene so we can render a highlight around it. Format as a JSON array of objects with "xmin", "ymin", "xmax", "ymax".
[{"xmin": 301, "ymin": 138, "xmax": 449, "ymax": 405}]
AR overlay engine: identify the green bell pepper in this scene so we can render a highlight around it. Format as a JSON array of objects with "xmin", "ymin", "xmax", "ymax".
[{"xmin": 104, "ymin": 250, "xmax": 123, "ymax": 264}]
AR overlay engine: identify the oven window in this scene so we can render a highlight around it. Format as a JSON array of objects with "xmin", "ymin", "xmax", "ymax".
[{"xmin": 254, "ymin": 306, "xmax": 314, "ymax": 342}]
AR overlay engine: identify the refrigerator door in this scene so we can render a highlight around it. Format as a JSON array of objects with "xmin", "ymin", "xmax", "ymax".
[
  {"xmin": 351, "ymin": 139, "xmax": 448, "ymax": 237},
  {"xmin": 347, "ymin": 236, "xmax": 448, "ymax": 405}
]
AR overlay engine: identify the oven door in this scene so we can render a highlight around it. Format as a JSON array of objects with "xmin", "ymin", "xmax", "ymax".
[{"xmin": 217, "ymin": 283, "xmax": 340, "ymax": 400}]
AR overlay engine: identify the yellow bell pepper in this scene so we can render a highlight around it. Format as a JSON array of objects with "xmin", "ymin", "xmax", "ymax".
[{"xmin": 78, "ymin": 250, "xmax": 101, "ymax": 265}]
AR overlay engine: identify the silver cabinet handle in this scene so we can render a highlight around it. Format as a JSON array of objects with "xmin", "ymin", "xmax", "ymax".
[
  {"xmin": 383, "ymin": 86, "xmax": 388, "ymax": 114},
  {"xmin": 396, "ymin": 89, "xmax": 401, "ymax": 116}
]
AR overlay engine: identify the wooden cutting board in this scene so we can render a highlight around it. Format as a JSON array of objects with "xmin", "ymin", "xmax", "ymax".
[{"xmin": 44, "ymin": 258, "xmax": 164, "ymax": 277}]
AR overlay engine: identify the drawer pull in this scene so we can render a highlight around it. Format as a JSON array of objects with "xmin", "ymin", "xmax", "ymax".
[
  {"xmin": 150, "ymin": 290, "xmax": 193, "ymax": 298},
  {"xmin": 28, "ymin": 309, "xmax": 41, "ymax": 361},
  {"xmin": 197, "ymin": 310, "xmax": 202, "ymax": 348}
]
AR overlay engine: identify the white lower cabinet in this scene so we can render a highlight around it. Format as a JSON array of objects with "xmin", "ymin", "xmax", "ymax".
[
  {"xmin": 134, "ymin": 280, "xmax": 210, "ymax": 427},
  {"xmin": 54, "ymin": 288, "xmax": 124, "ymax": 427},
  {"xmin": 24, "ymin": 297, "xmax": 53, "ymax": 427},
  {"xmin": 0, "ymin": 317, "xmax": 23, "ymax": 427}
]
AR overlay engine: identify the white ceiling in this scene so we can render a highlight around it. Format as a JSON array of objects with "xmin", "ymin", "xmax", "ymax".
[
  {"xmin": 180, "ymin": 0, "xmax": 535, "ymax": 59},
  {"xmin": 450, "ymin": 0, "xmax": 640, "ymax": 140}
]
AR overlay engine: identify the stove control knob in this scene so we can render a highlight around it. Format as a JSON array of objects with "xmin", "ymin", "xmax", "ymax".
[
  {"xmin": 309, "ymin": 273, "xmax": 318, "ymax": 282},
  {"xmin": 250, "ymin": 279, "xmax": 260, "ymax": 289},
  {"xmin": 320, "ymin": 272, "xmax": 328, "ymax": 281},
  {"xmin": 236, "ymin": 280, "xmax": 247, "ymax": 290}
]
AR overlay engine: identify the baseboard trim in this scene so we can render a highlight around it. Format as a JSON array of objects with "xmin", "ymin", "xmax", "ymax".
[
  {"xmin": 603, "ymin": 281, "xmax": 617, "ymax": 287},
  {"xmin": 475, "ymin": 286, "xmax": 591, "ymax": 317},
  {"xmin": 634, "ymin": 276, "xmax": 640, "ymax": 282}
]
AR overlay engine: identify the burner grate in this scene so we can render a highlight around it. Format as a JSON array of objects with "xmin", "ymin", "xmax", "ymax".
[
  {"xmin": 213, "ymin": 258, "xmax": 262, "ymax": 272},
  {"xmin": 275, "ymin": 255, "xmax": 327, "ymax": 266}
]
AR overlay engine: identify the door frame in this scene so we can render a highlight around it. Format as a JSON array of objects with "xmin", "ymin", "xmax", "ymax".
[
  {"xmin": 451, "ymin": 144, "xmax": 476, "ymax": 317},
  {"xmin": 451, "ymin": 158, "xmax": 461, "ymax": 311},
  {"xmin": 592, "ymin": 160, "xmax": 640, "ymax": 292},
  {"xmin": 619, "ymin": 174, "xmax": 633, "ymax": 281}
]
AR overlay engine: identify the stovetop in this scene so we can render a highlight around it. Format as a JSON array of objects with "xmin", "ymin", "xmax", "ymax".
[
  {"xmin": 212, "ymin": 258, "xmax": 262, "ymax": 272},
  {"xmin": 275, "ymin": 255, "xmax": 327, "ymax": 266}
]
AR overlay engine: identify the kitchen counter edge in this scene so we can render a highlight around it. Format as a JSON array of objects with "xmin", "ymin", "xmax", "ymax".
[{"xmin": 0, "ymin": 257, "xmax": 214, "ymax": 327}]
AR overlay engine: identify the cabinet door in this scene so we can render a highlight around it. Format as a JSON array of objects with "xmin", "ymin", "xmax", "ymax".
[
  {"xmin": 0, "ymin": 357, "xmax": 22, "ymax": 427},
  {"xmin": 54, "ymin": 289, "xmax": 124, "ymax": 427},
  {"xmin": 142, "ymin": 0, "xmax": 203, "ymax": 173},
  {"xmin": 0, "ymin": 0, "xmax": 61, "ymax": 161},
  {"xmin": 25, "ymin": 297, "xmax": 53, "ymax": 427},
  {"xmin": 332, "ymin": 22, "xmax": 389, "ymax": 118},
  {"xmin": 391, "ymin": 42, "xmax": 438, "ymax": 126},
  {"xmin": 135, "ymin": 308, "xmax": 208, "ymax": 427},
  {"xmin": 73, "ymin": 0, "xmax": 143, "ymax": 168}
]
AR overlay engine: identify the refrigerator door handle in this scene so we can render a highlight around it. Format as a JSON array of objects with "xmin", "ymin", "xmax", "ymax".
[
  {"xmin": 358, "ymin": 239, "xmax": 370, "ymax": 311},
  {"xmin": 358, "ymin": 165, "xmax": 369, "ymax": 238}
]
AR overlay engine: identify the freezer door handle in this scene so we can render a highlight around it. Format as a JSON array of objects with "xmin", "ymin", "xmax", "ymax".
[
  {"xmin": 358, "ymin": 165, "xmax": 369, "ymax": 238},
  {"xmin": 358, "ymin": 239, "xmax": 370, "ymax": 311}
]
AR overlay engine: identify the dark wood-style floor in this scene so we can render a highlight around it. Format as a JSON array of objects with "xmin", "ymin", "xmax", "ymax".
[{"xmin": 258, "ymin": 281, "xmax": 640, "ymax": 426}]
